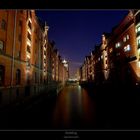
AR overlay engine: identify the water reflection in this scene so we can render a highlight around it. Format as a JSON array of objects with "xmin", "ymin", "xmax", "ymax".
[{"xmin": 52, "ymin": 84, "xmax": 96, "ymax": 129}]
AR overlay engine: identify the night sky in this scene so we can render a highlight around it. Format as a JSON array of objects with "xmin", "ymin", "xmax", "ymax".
[{"xmin": 36, "ymin": 10, "xmax": 128, "ymax": 78}]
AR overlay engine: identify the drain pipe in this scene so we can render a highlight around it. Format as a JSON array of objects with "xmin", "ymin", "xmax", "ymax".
[{"xmin": 11, "ymin": 10, "xmax": 17, "ymax": 87}]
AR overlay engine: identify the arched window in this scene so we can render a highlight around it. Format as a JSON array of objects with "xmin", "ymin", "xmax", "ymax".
[
  {"xmin": 0, "ymin": 65, "xmax": 5, "ymax": 86},
  {"xmin": 16, "ymin": 69, "xmax": 21, "ymax": 85}
]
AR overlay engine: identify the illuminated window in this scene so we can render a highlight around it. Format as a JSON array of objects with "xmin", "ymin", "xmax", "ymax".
[
  {"xmin": 136, "ymin": 26, "xmax": 140, "ymax": 33},
  {"xmin": 27, "ymin": 32, "xmax": 31, "ymax": 41},
  {"xmin": 115, "ymin": 42, "xmax": 121, "ymax": 48},
  {"xmin": 1, "ymin": 19, "xmax": 6, "ymax": 30},
  {"xmin": 0, "ymin": 40, "xmax": 4, "ymax": 51},
  {"xmin": 16, "ymin": 69, "xmax": 21, "ymax": 85},
  {"xmin": 0, "ymin": 65, "xmax": 5, "ymax": 86},
  {"xmin": 138, "ymin": 39, "xmax": 140, "ymax": 45},
  {"xmin": 127, "ymin": 35, "xmax": 129, "ymax": 40},
  {"xmin": 124, "ymin": 44, "xmax": 131, "ymax": 52},
  {"xmin": 109, "ymin": 48, "xmax": 113, "ymax": 53},
  {"xmin": 101, "ymin": 55, "xmax": 103, "ymax": 59},
  {"xmin": 123, "ymin": 37, "xmax": 126, "ymax": 42}
]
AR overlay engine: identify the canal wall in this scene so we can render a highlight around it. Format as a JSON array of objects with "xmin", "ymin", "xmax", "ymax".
[{"xmin": 0, "ymin": 82, "xmax": 64, "ymax": 108}]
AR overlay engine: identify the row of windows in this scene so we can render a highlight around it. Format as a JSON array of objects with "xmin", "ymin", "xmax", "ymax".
[
  {"xmin": 0, "ymin": 37, "xmax": 21, "ymax": 53},
  {"xmin": 123, "ymin": 35, "xmax": 129, "ymax": 42},
  {"xmin": 0, "ymin": 65, "xmax": 21, "ymax": 86},
  {"xmin": 115, "ymin": 34, "xmax": 130, "ymax": 48}
]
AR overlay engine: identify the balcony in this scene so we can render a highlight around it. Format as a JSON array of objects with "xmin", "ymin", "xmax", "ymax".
[{"xmin": 125, "ymin": 56, "xmax": 137, "ymax": 63}]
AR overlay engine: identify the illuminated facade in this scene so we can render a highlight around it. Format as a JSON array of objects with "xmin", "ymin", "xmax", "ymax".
[
  {"xmin": 0, "ymin": 10, "xmax": 68, "ymax": 106},
  {"xmin": 80, "ymin": 10, "xmax": 140, "ymax": 86}
]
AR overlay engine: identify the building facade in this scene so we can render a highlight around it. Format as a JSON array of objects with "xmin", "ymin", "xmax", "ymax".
[
  {"xmin": 80, "ymin": 10, "xmax": 140, "ymax": 87},
  {"xmin": 0, "ymin": 10, "xmax": 69, "ymax": 106}
]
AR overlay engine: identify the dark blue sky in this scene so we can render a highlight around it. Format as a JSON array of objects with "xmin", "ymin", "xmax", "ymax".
[{"xmin": 36, "ymin": 10, "xmax": 128, "ymax": 78}]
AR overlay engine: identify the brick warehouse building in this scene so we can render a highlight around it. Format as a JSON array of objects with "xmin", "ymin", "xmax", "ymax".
[
  {"xmin": 80, "ymin": 10, "xmax": 140, "ymax": 87},
  {"xmin": 0, "ymin": 10, "xmax": 69, "ymax": 106}
]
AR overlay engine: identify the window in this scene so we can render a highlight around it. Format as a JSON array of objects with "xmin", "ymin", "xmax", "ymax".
[
  {"xmin": 127, "ymin": 35, "xmax": 129, "ymax": 40},
  {"xmin": 115, "ymin": 42, "xmax": 121, "ymax": 48},
  {"xmin": 0, "ymin": 40, "xmax": 4, "ymax": 51},
  {"xmin": 101, "ymin": 55, "xmax": 103, "ymax": 59},
  {"xmin": 138, "ymin": 39, "xmax": 140, "ymax": 45},
  {"xmin": 16, "ymin": 69, "xmax": 21, "ymax": 85},
  {"xmin": 27, "ymin": 45, "xmax": 31, "ymax": 53},
  {"xmin": 136, "ymin": 26, "xmax": 140, "ymax": 33},
  {"xmin": 0, "ymin": 65, "xmax": 5, "ymax": 86},
  {"xmin": 124, "ymin": 44, "xmax": 131, "ymax": 52},
  {"xmin": 109, "ymin": 48, "xmax": 113, "ymax": 53},
  {"xmin": 1, "ymin": 19, "xmax": 6, "ymax": 30},
  {"xmin": 27, "ymin": 32, "xmax": 31, "ymax": 41},
  {"xmin": 28, "ymin": 21, "xmax": 32, "ymax": 30},
  {"xmin": 123, "ymin": 37, "xmax": 126, "ymax": 42}
]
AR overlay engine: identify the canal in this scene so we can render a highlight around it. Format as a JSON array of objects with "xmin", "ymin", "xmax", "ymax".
[{"xmin": 1, "ymin": 82, "xmax": 140, "ymax": 130}]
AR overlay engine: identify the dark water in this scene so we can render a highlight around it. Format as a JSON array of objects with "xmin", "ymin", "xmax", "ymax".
[
  {"xmin": 51, "ymin": 84, "xmax": 96, "ymax": 129},
  {"xmin": 1, "ymin": 83, "xmax": 140, "ymax": 130}
]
